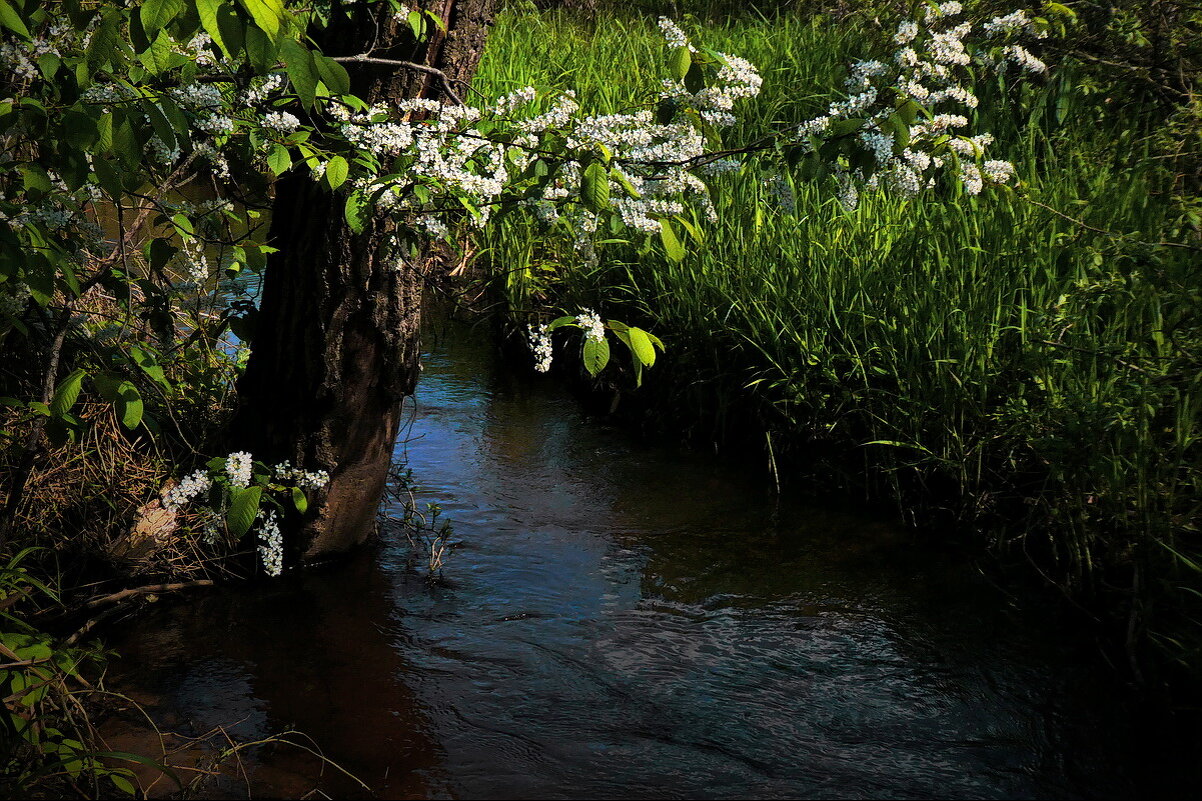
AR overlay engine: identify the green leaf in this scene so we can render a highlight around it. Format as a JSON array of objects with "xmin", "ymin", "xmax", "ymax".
[
  {"xmin": 129, "ymin": 344, "xmax": 172, "ymax": 391},
  {"xmin": 611, "ymin": 168, "xmax": 640, "ymax": 199},
  {"xmin": 116, "ymin": 382, "xmax": 143, "ymax": 429},
  {"xmin": 93, "ymin": 156, "xmax": 123, "ymax": 198},
  {"xmin": 659, "ymin": 218, "xmax": 685, "ymax": 263},
  {"xmin": 0, "ymin": 0, "xmax": 30, "ymax": 39},
  {"xmin": 110, "ymin": 774, "xmax": 136, "ymax": 796},
  {"xmin": 36, "ymin": 53, "xmax": 60, "ymax": 79},
  {"xmin": 60, "ymin": 110, "xmax": 98, "ymax": 149},
  {"xmin": 140, "ymin": 0, "xmax": 185, "ymax": 38},
  {"xmin": 243, "ymin": 24, "xmax": 277, "ymax": 73},
  {"xmin": 344, "ymin": 189, "xmax": 368, "ymax": 234},
  {"xmin": 56, "ymin": 149, "xmax": 89, "ymax": 191},
  {"xmin": 545, "ymin": 315, "xmax": 576, "ymax": 332},
  {"xmin": 655, "ymin": 97, "xmax": 677, "ymax": 125},
  {"xmin": 85, "ymin": 12, "xmax": 122, "ymax": 71},
  {"xmin": 324, "ymin": 155, "xmax": 348, "ymax": 190},
  {"xmin": 90, "ymin": 752, "xmax": 182, "ymax": 790},
  {"xmin": 581, "ymin": 161, "xmax": 610, "ymax": 214},
  {"xmin": 139, "ymin": 30, "xmax": 175, "ymax": 75},
  {"xmin": 238, "ymin": 0, "xmax": 284, "ymax": 41},
  {"xmin": 626, "ymin": 326, "xmax": 657, "ymax": 367},
  {"xmin": 158, "ymin": 95, "xmax": 191, "ymax": 139},
  {"xmin": 582, "ymin": 336, "xmax": 610, "ymax": 377},
  {"xmin": 280, "ymin": 38, "xmax": 317, "ymax": 108},
  {"xmin": 1044, "ymin": 2, "xmax": 1077, "ymax": 21},
  {"xmin": 20, "ymin": 165, "xmax": 52, "ymax": 200},
  {"xmin": 226, "ymin": 485, "xmax": 263, "ymax": 538},
  {"xmin": 684, "ymin": 61, "xmax": 705, "ymax": 94},
  {"xmin": 96, "ymin": 112, "xmax": 115, "ymax": 153},
  {"xmin": 267, "ymin": 143, "xmax": 290, "ymax": 176},
  {"xmin": 129, "ymin": 5, "xmax": 152, "ymax": 51},
  {"xmin": 827, "ymin": 117, "xmax": 865, "ymax": 137},
  {"xmin": 424, "ymin": 9, "xmax": 447, "ymax": 33},
  {"xmin": 291, "ymin": 486, "xmax": 307, "ymax": 514},
  {"xmin": 50, "ymin": 368, "xmax": 87, "ymax": 418},
  {"xmin": 889, "ymin": 113, "xmax": 910, "ymax": 151},
  {"xmin": 195, "ymin": 0, "xmax": 228, "ymax": 56},
  {"xmin": 171, "ymin": 212, "xmax": 194, "ymax": 236},
  {"xmin": 675, "ymin": 216, "xmax": 704, "ymax": 245},
  {"xmin": 407, "ymin": 9, "xmax": 424, "ymax": 39},
  {"xmin": 59, "ymin": 259, "xmax": 82, "ymax": 297},
  {"xmin": 216, "ymin": 2, "xmax": 245, "ymax": 57},
  {"xmin": 23, "ymin": 254, "xmax": 55, "ymax": 305},
  {"xmin": 112, "ymin": 116, "xmax": 142, "ymax": 168},
  {"xmin": 142, "ymin": 100, "xmax": 176, "ymax": 150},
  {"xmin": 668, "ymin": 46, "xmax": 691, "ymax": 83},
  {"xmin": 91, "ymin": 371, "xmax": 123, "ymax": 402},
  {"xmin": 313, "ymin": 54, "xmax": 350, "ymax": 95}
]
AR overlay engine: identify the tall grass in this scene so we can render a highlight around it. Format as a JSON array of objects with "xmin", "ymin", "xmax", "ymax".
[{"xmin": 473, "ymin": 8, "xmax": 1202, "ymax": 674}]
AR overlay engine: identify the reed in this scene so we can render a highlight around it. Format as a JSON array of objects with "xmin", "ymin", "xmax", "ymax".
[{"xmin": 473, "ymin": 7, "xmax": 1202, "ymax": 674}]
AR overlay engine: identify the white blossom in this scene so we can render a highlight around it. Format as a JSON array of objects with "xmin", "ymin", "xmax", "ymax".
[
  {"xmin": 983, "ymin": 159, "xmax": 1016, "ymax": 184},
  {"xmin": 575, "ymin": 309, "xmax": 605, "ymax": 343},
  {"xmin": 1003, "ymin": 44, "xmax": 1047, "ymax": 74},
  {"xmin": 894, "ymin": 21, "xmax": 919, "ymax": 45},
  {"xmin": 528, "ymin": 324, "xmax": 553, "ymax": 372},
  {"xmin": 960, "ymin": 162, "xmax": 984, "ymax": 195},
  {"xmin": 836, "ymin": 170, "xmax": 859, "ymax": 211},
  {"xmin": 657, "ymin": 17, "xmax": 690, "ymax": 50},
  {"xmin": 263, "ymin": 111, "xmax": 301, "ymax": 133},
  {"xmin": 272, "ymin": 460, "xmax": 331, "ymax": 490},
  {"xmin": 226, "ymin": 451, "xmax": 253, "ymax": 488},
  {"xmin": 244, "ymin": 73, "xmax": 286, "ymax": 105},
  {"xmin": 984, "ymin": 11, "xmax": 1034, "ymax": 38},
  {"xmin": 164, "ymin": 470, "xmax": 212, "ymax": 511},
  {"xmin": 258, "ymin": 509, "xmax": 284, "ymax": 576}
]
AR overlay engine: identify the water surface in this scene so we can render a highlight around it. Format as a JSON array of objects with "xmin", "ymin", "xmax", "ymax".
[{"xmin": 107, "ymin": 314, "xmax": 1189, "ymax": 799}]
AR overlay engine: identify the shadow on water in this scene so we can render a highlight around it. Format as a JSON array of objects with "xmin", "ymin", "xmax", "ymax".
[
  {"xmin": 104, "ymin": 555, "xmax": 442, "ymax": 798},
  {"xmin": 105, "ymin": 308, "xmax": 1198, "ymax": 799}
]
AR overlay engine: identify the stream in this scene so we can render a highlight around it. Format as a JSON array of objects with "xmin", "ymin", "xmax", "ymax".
[{"xmin": 105, "ymin": 313, "xmax": 1195, "ymax": 799}]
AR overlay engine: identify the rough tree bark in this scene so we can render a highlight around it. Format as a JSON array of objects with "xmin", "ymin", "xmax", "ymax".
[{"xmin": 230, "ymin": 0, "xmax": 499, "ymax": 561}]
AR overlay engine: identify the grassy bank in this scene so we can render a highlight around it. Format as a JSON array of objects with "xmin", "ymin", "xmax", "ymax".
[{"xmin": 472, "ymin": 6, "xmax": 1202, "ymax": 677}]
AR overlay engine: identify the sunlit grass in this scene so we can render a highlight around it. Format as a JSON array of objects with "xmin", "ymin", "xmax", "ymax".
[{"xmin": 474, "ymin": 7, "xmax": 1202, "ymax": 668}]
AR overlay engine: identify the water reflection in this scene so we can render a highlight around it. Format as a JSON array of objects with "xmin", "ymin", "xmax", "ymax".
[
  {"xmin": 107, "ymin": 312, "xmax": 1190, "ymax": 799},
  {"xmin": 108, "ymin": 557, "xmax": 441, "ymax": 798}
]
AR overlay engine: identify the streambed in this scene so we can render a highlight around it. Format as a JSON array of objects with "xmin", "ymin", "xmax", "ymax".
[{"xmin": 106, "ymin": 314, "xmax": 1192, "ymax": 799}]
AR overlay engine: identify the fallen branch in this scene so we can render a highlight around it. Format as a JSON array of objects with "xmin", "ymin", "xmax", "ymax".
[{"xmin": 79, "ymin": 580, "xmax": 215, "ymax": 611}]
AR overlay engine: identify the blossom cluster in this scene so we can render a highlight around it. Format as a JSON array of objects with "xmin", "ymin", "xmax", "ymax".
[
  {"xmin": 528, "ymin": 324, "xmax": 554, "ymax": 373},
  {"xmin": 272, "ymin": 461, "xmax": 332, "ymax": 490},
  {"xmin": 226, "ymin": 451, "xmax": 254, "ymax": 488},
  {"xmin": 164, "ymin": 469, "xmax": 213, "ymax": 511},
  {"xmin": 0, "ymin": 20, "xmax": 71, "ymax": 82},
  {"xmin": 0, "ymin": 10, "xmax": 298, "ymax": 308},
  {"xmin": 158, "ymin": 454, "xmax": 332, "ymax": 576},
  {"xmin": 526, "ymin": 309, "xmax": 615, "ymax": 371},
  {"xmin": 788, "ymin": 2, "xmax": 1048, "ymax": 208},
  {"xmin": 327, "ymin": 17, "xmax": 762, "ymax": 251},
  {"xmin": 0, "ymin": 285, "xmax": 30, "ymax": 323},
  {"xmin": 258, "ymin": 510, "xmax": 284, "ymax": 577},
  {"xmin": 575, "ymin": 308, "xmax": 606, "ymax": 343}
]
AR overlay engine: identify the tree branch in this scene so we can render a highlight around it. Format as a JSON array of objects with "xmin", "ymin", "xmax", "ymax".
[{"xmin": 331, "ymin": 54, "xmax": 464, "ymax": 105}]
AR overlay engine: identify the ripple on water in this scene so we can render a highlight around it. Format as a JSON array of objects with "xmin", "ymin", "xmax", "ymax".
[{"xmin": 102, "ymin": 313, "xmax": 1191, "ymax": 799}]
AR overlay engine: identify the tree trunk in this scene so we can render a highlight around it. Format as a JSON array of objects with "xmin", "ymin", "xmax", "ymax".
[{"xmin": 230, "ymin": 0, "xmax": 499, "ymax": 561}]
